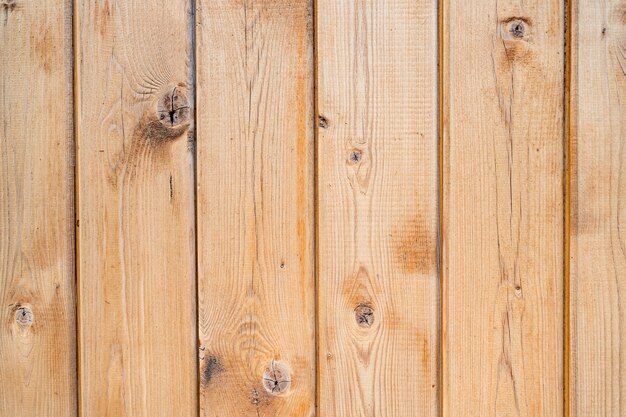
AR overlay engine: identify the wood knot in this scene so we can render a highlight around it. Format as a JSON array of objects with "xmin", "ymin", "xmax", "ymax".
[
  {"xmin": 354, "ymin": 304, "xmax": 374, "ymax": 327},
  {"xmin": 348, "ymin": 149, "xmax": 362, "ymax": 164},
  {"xmin": 157, "ymin": 85, "xmax": 190, "ymax": 128},
  {"xmin": 501, "ymin": 18, "xmax": 530, "ymax": 41},
  {"xmin": 509, "ymin": 21, "xmax": 525, "ymax": 38},
  {"xmin": 262, "ymin": 360, "xmax": 291, "ymax": 395},
  {"xmin": 1, "ymin": 0, "xmax": 17, "ymax": 12},
  {"xmin": 319, "ymin": 115, "xmax": 328, "ymax": 129},
  {"xmin": 15, "ymin": 306, "xmax": 33, "ymax": 326}
]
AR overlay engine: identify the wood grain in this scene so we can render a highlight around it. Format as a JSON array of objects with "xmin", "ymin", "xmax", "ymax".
[
  {"xmin": 75, "ymin": 1, "xmax": 196, "ymax": 415},
  {"xmin": 0, "ymin": 1, "xmax": 77, "ymax": 416},
  {"xmin": 316, "ymin": 0, "xmax": 439, "ymax": 415},
  {"xmin": 570, "ymin": 0, "xmax": 626, "ymax": 415},
  {"xmin": 195, "ymin": 1, "xmax": 316, "ymax": 416},
  {"xmin": 442, "ymin": 0, "xmax": 564, "ymax": 416}
]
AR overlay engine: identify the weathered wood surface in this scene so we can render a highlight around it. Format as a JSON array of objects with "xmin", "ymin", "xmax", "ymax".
[
  {"xmin": 442, "ymin": 0, "xmax": 565, "ymax": 415},
  {"xmin": 569, "ymin": 0, "xmax": 626, "ymax": 415},
  {"xmin": 2, "ymin": 0, "xmax": 626, "ymax": 415},
  {"xmin": 75, "ymin": 0, "xmax": 197, "ymax": 415},
  {"xmin": 0, "ymin": 1, "xmax": 77, "ymax": 416},
  {"xmin": 317, "ymin": 0, "xmax": 439, "ymax": 415},
  {"xmin": 195, "ymin": 1, "xmax": 316, "ymax": 416}
]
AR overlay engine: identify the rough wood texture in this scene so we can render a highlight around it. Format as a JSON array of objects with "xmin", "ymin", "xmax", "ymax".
[
  {"xmin": 195, "ymin": 1, "xmax": 315, "ymax": 416},
  {"xmin": 0, "ymin": 1, "xmax": 77, "ymax": 416},
  {"xmin": 570, "ymin": 0, "xmax": 626, "ymax": 415},
  {"xmin": 317, "ymin": 0, "xmax": 439, "ymax": 415},
  {"xmin": 75, "ymin": 1, "xmax": 196, "ymax": 415},
  {"xmin": 442, "ymin": 0, "xmax": 564, "ymax": 415}
]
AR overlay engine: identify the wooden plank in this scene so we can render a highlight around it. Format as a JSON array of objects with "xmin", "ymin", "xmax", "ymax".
[
  {"xmin": 75, "ymin": 1, "xmax": 196, "ymax": 416},
  {"xmin": 0, "ymin": 1, "xmax": 76, "ymax": 416},
  {"xmin": 195, "ymin": 1, "xmax": 315, "ymax": 416},
  {"xmin": 442, "ymin": 0, "xmax": 564, "ymax": 416},
  {"xmin": 317, "ymin": 0, "xmax": 439, "ymax": 415},
  {"xmin": 569, "ymin": 0, "xmax": 626, "ymax": 415}
]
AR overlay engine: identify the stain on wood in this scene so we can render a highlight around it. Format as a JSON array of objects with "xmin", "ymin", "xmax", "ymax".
[
  {"xmin": 390, "ymin": 215, "xmax": 437, "ymax": 275},
  {"xmin": 202, "ymin": 355, "xmax": 223, "ymax": 385}
]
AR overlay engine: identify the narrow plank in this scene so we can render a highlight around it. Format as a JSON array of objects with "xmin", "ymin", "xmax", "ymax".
[
  {"xmin": 0, "ymin": 1, "xmax": 76, "ymax": 415},
  {"xmin": 195, "ymin": 1, "xmax": 315, "ymax": 416},
  {"xmin": 569, "ymin": 0, "xmax": 626, "ymax": 415},
  {"xmin": 317, "ymin": 0, "xmax": 439, "ymax": 415},
  {"xmin": 75, "ymin": 1, "xmax": 196, "ymax": 415},
  {"xmin": 442, "ymin": 0, "xmax": 564, "ymax": 416}
]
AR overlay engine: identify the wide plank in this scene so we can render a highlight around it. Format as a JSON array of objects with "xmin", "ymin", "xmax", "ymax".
[
  {"xmin": 442, "ymin": 0, "xmax": 565, "ymax": 415},
  {"xmin": 0, "ymin": 1, "xmax": 77, "ymax": 416},
  {"xmin": 317, "ymin": 0, "xmax": 439, "ymax": 415},
  {"xmin": 75, "ymin": 1, "xmax": 197, "ymax": 415},
  {"xmin": 569, "ymin": 0, "xmax": 626, "ymax": 415},
  {"xmin": 195, "ymin": 1, "xmax": 316, "ymax": 416}
]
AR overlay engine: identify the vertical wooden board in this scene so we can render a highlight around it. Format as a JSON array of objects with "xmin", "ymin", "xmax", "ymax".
[
  {"xmin": 317, "ymin": 1, "xmax": 439, "ymax": 416},
  {"xmin": 195, "ymin": 1, "xmax": 315, "ymax": 416},
  {"xmin": 0, "ymin": 1, "xmax": 76, "ymax": 416},
  {"xmin": 442, "ymin": 0, "xmax": 564, "ymax": 416},
  {"xmin": 75, "ymin": 1, "xmax": 196, "ymax": 416},
  {"xmin": 570, "ymin": 0, "xmax": 626, "ymax": 415}
]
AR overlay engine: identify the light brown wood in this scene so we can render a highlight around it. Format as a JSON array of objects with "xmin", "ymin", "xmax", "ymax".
[
  {"xmin": 569, "ymin": 0, "xmax": 626, "ymax": 415},
  {"xmin": 442, "ymin": 0, "xmax": 564, "ymax": 416},
  {"xmin": 195, "ymin": 1, "xmax": 316, "ymax": 416},
  {"xmin": 316, "ymin": 0, "xmax": 439, "ymax": 415},
  {"xmin": 75, "ymin": 1, "xmax": 196, "ymax": 415},
  {"xmin": 0, "ymin": 1, "xmax": 77, "ymax": 416}
]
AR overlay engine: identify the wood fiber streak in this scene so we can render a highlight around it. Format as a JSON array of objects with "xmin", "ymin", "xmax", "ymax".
[
  {"xmin": 75, "ymin": 1, "xmax": 197, "ymax": 415},
  {"xmin": 317, "ymin": 0, "xmax": 439, "ymax": 416},
  {"xmin": 196, "ymin": 1, "xmax": 316, "ymax": 416}
]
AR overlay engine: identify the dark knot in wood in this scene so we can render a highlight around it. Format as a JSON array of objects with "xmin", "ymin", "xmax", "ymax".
[
  {"xmin": 15, "ymin": 306, "xmax": 33, "ymax": 326},
  {"xmin": 354, "ymin": 304, "xmax": 374, "ymax": 327},
  {"xmin": 262, "ymin": 360, "xmax": 291, "ymax": 395},
  {"xmin": 157, "ymin": 85, "xmax": 190, "ymax": 128}
]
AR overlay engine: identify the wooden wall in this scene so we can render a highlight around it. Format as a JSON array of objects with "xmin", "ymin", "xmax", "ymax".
[{"xmin": 0, "ymin": 0, "xmax": 623, "ymax": 416}]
